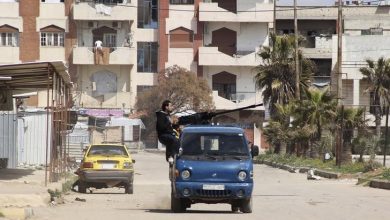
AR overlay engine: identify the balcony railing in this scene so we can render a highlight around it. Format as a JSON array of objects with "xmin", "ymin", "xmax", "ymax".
[
  {"xmin": 212, "ymin": 91, "xmax": 264, "ymax": 110},
  {"xmin": 199, "ymin": 47, "xmax": 261, "ymax": 66},
  {"xmin": 73, "ymin": 46, "xmax": 136, "ymax": 65},
  {"xmin": 199, "ymin": 2, "xmax": 273, "ymax": 23},
  {"xmin": 73, "ymin": 0, "xmax": 135, "ymax": 21}
]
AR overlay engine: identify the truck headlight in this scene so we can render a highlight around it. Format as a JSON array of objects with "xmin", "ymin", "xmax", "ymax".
[
  {"xmin": 181, "ymin": 170, "xmax": 191, "ymax": 180},
  {"xmin": 238, "ymin": 171, "xmax": 247, "ymax": 181}
]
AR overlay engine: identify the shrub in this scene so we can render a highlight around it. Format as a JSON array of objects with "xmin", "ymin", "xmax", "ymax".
[
  {"xmin": 363, "ymin": 160, "xmax": 382, "ymax": 173},
  {"xmin": 383, "ymin": 168, "xmax": 390, "ymax": 180}
]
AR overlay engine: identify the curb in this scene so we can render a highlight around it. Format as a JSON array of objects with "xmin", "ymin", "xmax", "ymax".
[
  {"xmin": 0, "ymin": 207, "xmax": 33, "ymax": 220},
  {"xmin": 255, "ymin": 159, "xmax": 341, "ymax": 179},
  {"xmin": 369, "ymin": 179, "xmax": 390, "ymax": 190}
]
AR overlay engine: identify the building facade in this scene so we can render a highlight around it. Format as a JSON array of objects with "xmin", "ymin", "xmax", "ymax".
[
  {"xmin": 158, "ymin": 0, "xmax": 274, "ymax": 148},
  {"xmin": 276, "ymin": 4, "xmax": 390, "ymax": 127}
]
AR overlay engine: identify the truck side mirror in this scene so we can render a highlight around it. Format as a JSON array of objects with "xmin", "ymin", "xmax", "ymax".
[
  {"xmin": 132, "ymin": 159, "xmax": 136, "ymax": 164},
  {"xmin": 251, "ymin": 145, "xmax": 259, "ymax": 158}
]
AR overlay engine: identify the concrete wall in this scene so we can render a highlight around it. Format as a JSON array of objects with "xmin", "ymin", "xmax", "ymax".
[
  {"xmin": 166, "ymin": 5, "xmax": 197, "ymax": 34},
  {"xmin": 76, "ymin": 65, "xmax": 132, "ymax": 108},
  {"xmin": 345, "ymin": 17, "xmax": 390, "ymax": 36},
  {"xmin": 40, "ymin": 48, "xmax": 65, "ymax": 61}
]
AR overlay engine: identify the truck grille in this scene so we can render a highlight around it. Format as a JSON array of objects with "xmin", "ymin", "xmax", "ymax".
[{"xmin": 195, "ymin": 189, "xmax": 232, "ymax": 198}]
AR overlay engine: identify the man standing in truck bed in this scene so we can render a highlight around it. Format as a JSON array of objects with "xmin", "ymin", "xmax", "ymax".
[{"xmin": 156, "ymin": 100, "xmax": 179, "ymax": 162}]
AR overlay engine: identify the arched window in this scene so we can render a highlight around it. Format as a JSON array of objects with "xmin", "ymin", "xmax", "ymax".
[
  {"xmin": 212, "ymin": 71, "xmax": 236, "ymax": 100},
  {"xmin": 169, "ymin": 27, "xmax": 193, "ymax": 48}
]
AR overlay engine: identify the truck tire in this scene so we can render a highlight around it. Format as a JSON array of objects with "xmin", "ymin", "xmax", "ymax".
[
  {"xmin": 78, "ymin": 180, "xmax": 87, "ymax": 193},
  {"xmin": 240, "ymin": 198, "xmax": 252, "ymax": 213},
  {"xmin": 231, "ymin": 205, "xmax": 239, "ymax": 212},
  {"xmin": 125, "ymin": 183, "xmax": 133, "ymax": 194},
  {"xmin": 171, "ymin": 195, "xmax": 185, "ymax": 213}
]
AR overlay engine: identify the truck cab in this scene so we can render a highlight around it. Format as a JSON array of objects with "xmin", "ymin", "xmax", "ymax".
[{"xmin": 170, "ymin": 125, "xmax": 259, "ymax": 213}]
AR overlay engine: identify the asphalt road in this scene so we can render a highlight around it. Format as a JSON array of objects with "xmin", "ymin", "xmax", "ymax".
[{"xmin": 32, "ymin": 151, "xmax": 390, "ymax": 220}]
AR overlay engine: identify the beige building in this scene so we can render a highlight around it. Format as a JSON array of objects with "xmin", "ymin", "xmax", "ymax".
[{"xmin": 276, "ymin": 4, "xmax": 390, "ymax": 127}]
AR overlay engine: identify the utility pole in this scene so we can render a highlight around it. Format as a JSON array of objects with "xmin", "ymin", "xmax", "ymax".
[
  {"xmin": 273, "ymin": 0, "xmax": 276, "ymax": 34},
  {"xmin": 294, "ymin": 0, "xmax": 300, "ymax": 100},
  {"xmin": 336, "ymin": 0, "xmax": 343, "ymax": 166},
  {"xmin": 384, "ymin": 106, "xmax": 389, "ymax": 166}
]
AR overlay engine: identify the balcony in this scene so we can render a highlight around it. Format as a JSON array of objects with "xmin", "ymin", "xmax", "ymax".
[
  {"xmin": 73, "ymin": 46, "xmax": 136, "ymax": 65},
  {"xmin": 301, "ymin": 36, "xmax": 332, "ymax": 59},
  {"xmin": 212, "ymin": 91, "xmax": 264, "ymax": 110},
  {"xmin": 73, "ymin": 0, "xmax": 136, "ymax": 21},
  {"xmin": 199, "ymin": 47, "xmax": 261, "ymax": 67},
  {"xmin": 199, "ymin": 2, "xmax": 273, "ymax": 23},
  {"xmin": 0, "ymin": 2, "xmax": 22, "ymax": 31}
]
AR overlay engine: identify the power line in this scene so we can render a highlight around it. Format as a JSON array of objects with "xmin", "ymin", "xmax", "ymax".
[{"xmin": 80, "ymin": 0, "xmax": 387, "ymax": 13}]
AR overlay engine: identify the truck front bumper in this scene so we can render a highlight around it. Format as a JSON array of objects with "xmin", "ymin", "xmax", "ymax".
[{"xmin": 174, "ymin": 182, "xmax": 253, "ymax": 200}]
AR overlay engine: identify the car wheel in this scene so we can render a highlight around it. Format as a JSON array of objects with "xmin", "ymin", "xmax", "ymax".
[
  {"xmin": 78, "ymin": 180, "xmax": 87, "ymax": 193},
  {"xmin": 125, "ymin": 183, "xmax": 133, "ymax": 194},
  {"xmin": 240, "ymin": 198, "xmax": 252, "ymax": 213},
  {"xmin": 171, "ymin": 195, "xmax": 185, "ymax": 213}
]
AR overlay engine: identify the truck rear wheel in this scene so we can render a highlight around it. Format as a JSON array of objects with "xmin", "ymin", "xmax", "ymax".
[{"xmin": 240, "ymin": 198, "xmax": 252, "ymax": 213}]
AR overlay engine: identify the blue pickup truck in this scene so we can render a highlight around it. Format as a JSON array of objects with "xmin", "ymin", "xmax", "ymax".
[{"xmin": 170, "ymin": 125, "xmax": 259, "ymax": 213}]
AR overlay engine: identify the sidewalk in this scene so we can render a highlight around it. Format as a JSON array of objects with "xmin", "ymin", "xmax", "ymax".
[{"xmin": 0, "ymin": 168, "xmax": 69, "ymax": 220}]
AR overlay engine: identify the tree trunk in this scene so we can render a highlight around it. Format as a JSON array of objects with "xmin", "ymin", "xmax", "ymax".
[
  {"xmin": 342, "ymin": 132, "xmax": 353, "ymax": 164},
  {"xmin": 280, "ymin": 142, "xmax": 287, "ymax": 155},
  {"xmin": 375, "ymin": 112, "xmax": 381, "ymax": 138}
]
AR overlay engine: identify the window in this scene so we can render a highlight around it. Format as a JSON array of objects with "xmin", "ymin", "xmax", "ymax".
[
  {"xmin": 137, "ymin": 42, "xmax": 158, "ymax": 72},
  {"xmin": 103, "ymin": 33, "xmax": 117, "ymax": 47},
  {"xmin": 170, "ymin": 0, "xmax": 194, "ymax": 4},
  {"xmin": 0, "ymin": 32, "xmax": 18, "ymax": 47},
  {"xmin": 40, "ymin": 32, "xmax": 64, "ymax": 47},
  {"xmin": 138, "ymin": 0, "xmax": 158, "ymax": 29},
  {"xmin": 169, "ymin": 27, "xmax": 193, "ymax": 48}
]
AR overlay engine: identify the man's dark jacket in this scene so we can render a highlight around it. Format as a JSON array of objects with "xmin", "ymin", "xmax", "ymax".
[{"xmin": 156, "ymin": 110, "xmax": 174, "ymax": 137}]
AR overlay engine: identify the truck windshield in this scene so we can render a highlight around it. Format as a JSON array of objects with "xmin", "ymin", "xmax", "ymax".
[{"xmin": 181, "ymin": 132, "xmax": 249, "ymax": 156}]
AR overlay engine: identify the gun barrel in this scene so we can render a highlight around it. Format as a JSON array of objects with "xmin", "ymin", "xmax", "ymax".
[{"xmin": 212, "ymin": 103, "xmax": 263, "ymax": 117}]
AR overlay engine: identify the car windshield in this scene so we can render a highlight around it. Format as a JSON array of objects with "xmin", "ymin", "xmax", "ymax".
[
  {"xmin": 87, "ymin": 145, "xmax": 128, "ymax": 156},
  {"xmin": 181, "ymin": 132, "xmax": 249, "ymax": 156}
]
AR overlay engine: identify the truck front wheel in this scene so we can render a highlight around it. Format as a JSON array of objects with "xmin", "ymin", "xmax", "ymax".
[
  {"xmin": 171, "ymin": 195, "xmax": 186, "ymax": 213},
  {"xmin": 240, "ymin": 198, "xmax": 252, "ymax": 213}
]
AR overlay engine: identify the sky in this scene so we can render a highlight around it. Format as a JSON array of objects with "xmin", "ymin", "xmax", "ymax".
[{"xmin": 277, "ymin": 0, "xmax": 381, "ymax": 6}]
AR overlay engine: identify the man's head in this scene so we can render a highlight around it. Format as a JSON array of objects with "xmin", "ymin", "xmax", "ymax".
[{"xmin": 161, "ymin": 100, "xmax": 173, "ymax": 113}]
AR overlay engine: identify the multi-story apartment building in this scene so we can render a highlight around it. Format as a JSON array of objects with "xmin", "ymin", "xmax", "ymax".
[
  {"xmin": 0, "ymin": 0, "xmax": 159, "ymax": 114},
  {"xmin": 0, "ymin": 0, "xmax": 70, "ymax": 105},
  {"xmin": 276, "ymin": 3, "xmax": 390, "ymax": 127},
  {"xmin": 158, "ymin": 0, "xmax": 273, "ymax": 148}
]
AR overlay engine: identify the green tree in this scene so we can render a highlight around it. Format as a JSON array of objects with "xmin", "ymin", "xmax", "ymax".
[
  {"xmin": 295, "ymin": 87, "xmax": 337, "ymax": 141},
  {"xmin": 359, "ymin": 57, "xmax": 390, "ymax": 137},
  {"xmin": 135, "ymin": 65, "xmax": 214, "ymax": 147},
  {"xmin": 254, "ymin": 34, "xmax": 315, "ymax": 117}
]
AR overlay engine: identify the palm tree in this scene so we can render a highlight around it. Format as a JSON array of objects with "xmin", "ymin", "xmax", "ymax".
[
  {"xmin": 359, "ymin": 57, "xmax": 390, "ymax": 137},
  {"xmin": 295, "ymin": 87, "xmax": 337, "ymax": 141},
  {"xmin": 254, "ymin": 34, "xmax": 315, "ymax": 117},
  {"xmin": 336, "ymin": 107, "xmax": 367, "ymax": 164}
]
